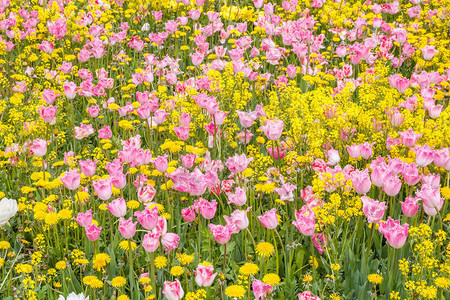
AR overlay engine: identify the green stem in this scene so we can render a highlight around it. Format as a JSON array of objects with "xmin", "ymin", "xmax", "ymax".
[{"xmin": 272, "ymin": 230, "xmax": 279, "ymax": 275}]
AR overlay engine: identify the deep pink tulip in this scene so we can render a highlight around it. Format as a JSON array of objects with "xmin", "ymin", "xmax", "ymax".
[
  {"xmin": 351, "ymin": 169, "xmax": 372, "ymax": 194},
  {"xmin": 142, "ymin": 232, "xmax": 160, "ymax": 252},
  {"xmin": 383, "ymin": 175, "xmax": 402, "ymax": 196},
  {"xmin": 79, "ymin": 159, "xmax": 97, "ymax": 177},
  {"xmin": 253, "ymin": 279, "xmax": 273, "ymax": 300},
  {"xmin": 400, "ymin": 196, "xmax": 420, "ymax": 217},
  {"xmin": 292, "ymin": 206, "xmax": 315, "ymax": 236}
]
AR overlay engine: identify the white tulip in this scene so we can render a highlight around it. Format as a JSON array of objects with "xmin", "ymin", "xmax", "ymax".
[{"xmin": 0, "ymin": 197, "xmax": 18, "ymax": 227}]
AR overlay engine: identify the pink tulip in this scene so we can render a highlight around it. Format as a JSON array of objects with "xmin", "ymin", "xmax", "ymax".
[
  {"xmin": 181, "ymin": 153, "xmax": 196, "ymax": 169},
  {"xmin": 275, "ymin": 183, "xmax": 296, "ymax": 202},
  {"xmin": 98, "ymin": 125, "xmax": 112, "ymax": 139},
  {"xmin": 79, "ymin": 159, "xmax": 97, "ymax": 177},
  {"xmin": 30, "ymin": 139, "xmax": 49, "ymax": 157},
  {"xmin": 433, "ymin": 149, "xmax": 450, "ymax": 167},
  {"xmin": 195, "ymin": 264, "xmax": 217, "ymax": 287},
  {"xmin": 134, "ymin": 206, "xmax": 159, "ymax": 230},
  {"xmin": 92, "ymin": 178, "xmax": 112, "ymax": 201},
  {"xmin": 360, "ymin": 142, "xmax": 375, "ymax": 160},
  {"xmin": 199, "ymin": 199, "xmax": 217, "ymax": 220},
  {"xmin": 154, "ymin": 109, "xmax": 168, "ymax": 124},
  {"xmin": 119, "ymin": 217, "xmax": 136, "ymax": 239},
  {"xmin": 138, "ymin": 184, "xmax": 156, "ymax": 205},
  {"xmin": 261, "ymin": 119, "xmax": 284, "ymax": 141},
  {"xmin": 85, "ymin": 223, "xmax": 102, "ymax": 241},
  {"xmin": 254, "ymin": 0, "xmax": 264, "ymax": 8},
  {"xmin": 39, "ymin": 106, "xmax": 57, "ymax": 123},
  {"xmin": 401, "ymin": 163, "xmax": 422, "ymax": 186},
  {"xmin": 378, "ymin": 217, "xmax": 409, "ymax": 249},
  {"xmin": 111, "ymin": 172, "xmax": 127, "ymax": 189},
  {"xmin": 42, "ymin": 89, "xmax": 60, "ymax": 105},
  {"xmin": 227, "ymin": 187, "xmax": 247, "ymax": 206},
  {"xmin": 383, "ymin": 175, "xmax": 402, "ymax": 196},
  {"xmin": 421, "ymin": 46, "xmax": 438, "ymax": 60},
  {"xmin": 292, "ymin": 206, "xmax": 315, "ymax": 236},
  {"xmin": 371, "ymin": 165, "xmax": 392, "ymax": 188},
  {"xmin": 87, "ymin": 105, "xmax": 99, "ymax": 118},
  {"xmin": 135, "ymin": 149, "xmax": 153, "ymax": 166},
  {"xmin": 153, "ymin": 154, "xmax": 168, "ymax": 173},
  {"xmin": 258, "ymin": 208, "xmax": 278, "ymax": 229},
  {"xmin": 253, "ymin": 279, "xmax": 273, "ymax": 300},
  {"xmin": 181, "ymin": 207, "xmax": 196, "ymax": 223},
  {"xmin": 161, "ymin": 232, "xmax": 180, "ymax": 253},
  {"xmin": 74, "ymin": 210, "xmax": 93, "ymax": 227},
  {"xmin": 398, "ymin": 129, "xmax": 422, "ymax": 147},
  {"xmin": 226, "ymin": 153, "xmax": 253, "ymax": 173},
  {"xmin": 236, "ymin": 110, "xmax": 257, "ymax": 128},
  {"xmin": 422, "ymin": 174, "xmax": 440, "ymax": 189},
  {"xmin": 346, "ymin": 144, "xmax": 361, "ymax": 159},
  {"xmin": 60, "ymin": 169, "xmax": 81, "ymax": 190},
  {"xmin": 229, "ymin": 208, "xmax": 251, "ymax": 230},
  {"xmin": 351, "ymin": 169, "xmax": 372, "ymax": 194},
  {"xmin": 63, "ymin": 81, "xmax": 77, "ymax": 99},
  {"xmin": 298, "ymin": 291, "xmax": 321, "ymax": 300},
  {"xmin": 400, "ymin": 196, "xmax": 420, "ymax": 217},
  {"xmin": 209, "ymin": 224, "xmax": 232, "ymax": 244},
  {"xmin": 416, "ymin": 184, "xmax": 441, "ymax": 209},
  {"xmin": 361, "ymin": 196, "xmax": 387, "ymax": 223},
  {"xmin": 174, "ymin": 125, "xmax": 190, "ymax": 141},
  {"xmin": 163, "ymin": 279, "xmax": 184, "ymax": 300},
  {"xmin": 413, "ymin": 144, "xmax": 435, "ymax": 167},
  {"xmin": 142, "ymin": 232, "xmax": 160, "ymax": 252},
  {"xmin": 106, "ymin": 198, "xmax": 127, "ymax": 218},
  {"xmin": 423, "ymin": 198, "xmax": 444, "ymax": 216}
]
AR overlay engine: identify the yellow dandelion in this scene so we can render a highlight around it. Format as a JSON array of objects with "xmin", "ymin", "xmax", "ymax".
[
  {"xmin": 119, "ymin": 241, "xmax": 137, "ymax": 251},
  {"xmin": 176, "ymin": 253, "xmax": 194, "ymax": 265},
  {"xmin": 92, "ymin": 253, "xmax": 111, "ymax": 271},
  {"xmin": 170, "ymin": 266, "xmax": 184, "ymax": 276},
  {"xmin": 435, "ymin": 277, "xmax": 450, "ymax": 289},
  {"xmin": 111, "ymin": 276, "xmax": 127, "ymax": 288},
  {"xmin": 154, "ymin": 256, "xmax": 168, "ymax": 269},
  {"xmin": 0, "ymin": 241, "xmax": 11, "ymax": 250},
  {"xmin": 117, "ymin": 295, "xmax": 130, "ymax": 300},
  {"xmin": 55, "ymin": 261, "xmax": 66, "ymax": 270},
  {"xmin": 263, "ymin": 273, "xmax": 281, "ymax": 286},
  {"xmin": 44, "ymin": 212, "xmax": 59, "ymax": 226},
  {"xmin": 139, "ymin": 277, "xmax": 151, "ymax": 285},
  {"xmin": 303, "ymin": 274, "xmax": 312, "ymax": 283},
  {"xmin": 239, "ymin": 263, "xmax": 260, "ymax": 276},
  {"xmin": 225, "ymin": 285, "xmax": 246, "ymax": 299},
  {"xmin": 127, "ymin": 200, "xmax": 140, "ymax": 209},
  {"xmin": 256, "ymin": 242, "xmax": 275, "ymax": 258}
]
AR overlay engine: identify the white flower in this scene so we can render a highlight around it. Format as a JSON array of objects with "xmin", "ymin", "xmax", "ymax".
[
  {"xmin": 0, "ymin": 197, "xmax": 18, "ymax": 227},
  {"xmin": 57, "ymin": 292, "xmax": 89, "ymax": 300},
  {"xmin": 141, "ymin": 23, "xmax": 150, "ymax": 32}
]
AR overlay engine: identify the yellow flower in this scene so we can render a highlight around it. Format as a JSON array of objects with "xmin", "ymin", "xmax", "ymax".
[
  {"xmin": 0, "ymin": 241, "xmax": 11, "ymax": 250},
  {"xmin": 44, "ymin": 212, "xmax": 59, "ymax": 225},
  {"xmin": 117, "ymin": 296, "xmax": 130, "ymax": 300},
  {"xmin": 111, "ymin": 276, "xmax": 127, "ymax": 288},
  {"xmin": 55, "ymin": 261, "xmax": 66, "ymax": 270},
  {"xmin": 263, "ymin": 273, "xmax": 281, "ymax": 286},
  {"xmin": 127, "ymin": 200, "xmax": 140, "ymax": 209},
  {"xmin": 331, "ymin": 263, "xmax": 340, "ymax": 271},
  {"xmin": 154, "ymin": 256, "xmax": 168, "ymax": 269},
  {"xmin": 0, "ymin": 258, "xmax": 4, "ymax": 267},
  {"xmin": 92, "ymin": 253, "xmax": 110, "ymax": 271},
  {"xmin": 139, "ymin": 277, "xmax": 151, "ymax": 285},
  {"xmin": 119, "ymin": 241, "xmax": 137, "ymax": 251},
  {"xmin": 170, "ymin": 266, "xmax": 184, "ymax": 276},
  {"xmin": 225, "ymin": 285, "xmax": 246, "ymax": 299},
  {"xmin": 368, "ymin": 274, "xmax": 383, "ymax": 285},
  {"xmin": 239, "ymin": 263, "xmax": 259, "ymax": 276},
  {"xmin": 255, "ymin": 242, "xmax": 275, "ymax": 258},
  {"xmin": 303, "ymin": 274, "xmax": 312, "ymax": 283},
  {"xmin": 435, "ymin": 277, "xmax": 450, "ymax": 289},
  {"xmin": 176, "ymin": 253, "xmax": 194, "ymax": 265}
]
